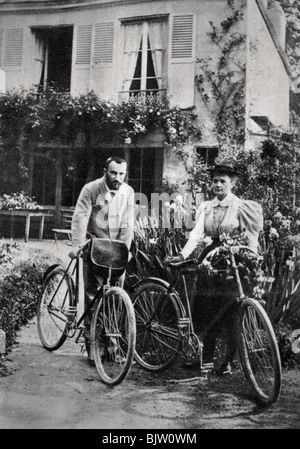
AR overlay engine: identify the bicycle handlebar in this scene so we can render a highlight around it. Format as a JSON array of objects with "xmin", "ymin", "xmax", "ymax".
[
  {"xmin": 68, "ymin": 239, "xmax": 92, "ymax": 259},
  {"xmin": 168, "ymin": 245, "xmax": 259, "ymax": 270}
]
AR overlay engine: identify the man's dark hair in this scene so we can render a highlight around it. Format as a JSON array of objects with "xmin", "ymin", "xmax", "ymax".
[{"xmin": 105, "ymin": 156, "xmax": 127, "ymax": 170}]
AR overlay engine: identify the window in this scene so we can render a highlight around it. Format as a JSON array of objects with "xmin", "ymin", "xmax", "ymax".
[
  {"xmin": 128, "ymin": 148, "xmax": 158, "ymax": 201},
  {"xmin": 196, "ymin": 147, "xmax": 218, "ymax": 167},
  {"xmin": 120, "ymin": 18, "xmax": 167, "ymax": 101},
  {"xmin": 32, "ymin": 26, "xmax": 73, "ymax": 92},
  {"xmin": 32, "ymin": 154, "xmax": 56, "ymax": 206}
]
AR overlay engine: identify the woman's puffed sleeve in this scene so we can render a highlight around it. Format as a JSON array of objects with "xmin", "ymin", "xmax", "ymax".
[
  {"xmin": 180, "ymin": 202, "xmax": 206, "ymax": 260},
  {"xmin": 238, "ymin": 200, "xmax": 264, "ymax": 252}
]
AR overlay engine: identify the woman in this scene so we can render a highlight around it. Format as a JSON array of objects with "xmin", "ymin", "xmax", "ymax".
[{"xmin": 170, "ymin": 162, "xmax": 263, "ymax": 374}]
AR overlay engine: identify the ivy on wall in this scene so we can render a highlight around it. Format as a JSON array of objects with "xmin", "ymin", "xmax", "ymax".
[{"xmin": 0, "ymin": 88, "xmax": 201, "ymax": 193}]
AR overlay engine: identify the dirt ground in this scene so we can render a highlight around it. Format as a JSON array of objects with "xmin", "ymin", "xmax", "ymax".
[
  {"xmin": 0, "ymin": 317, "xmax": 300, "ymax": 430},
  {"xmin": 1, "ymin": 240, "xmax": 300, "ymax": 430}
]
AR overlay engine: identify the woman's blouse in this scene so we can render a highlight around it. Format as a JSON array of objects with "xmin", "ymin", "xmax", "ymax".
[{"xmin": 180, "ymin": 193, "xmax": 263, "ymax": 259}]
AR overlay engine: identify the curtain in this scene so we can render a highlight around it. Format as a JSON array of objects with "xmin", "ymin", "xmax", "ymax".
[
  {"xmin": 123, "ymin": 24, "xmax": 143, "ymax": 93},
  {"xmin": 33, "ymin": 33, "xmax": 46, "ymax": 89},
  {"xmin": 148, "ymin": 21, "xmax": 167, "ymax": 90},
  {"xmin": 0, "ymin": 68, "xmax": 5, "ymax": 93}
]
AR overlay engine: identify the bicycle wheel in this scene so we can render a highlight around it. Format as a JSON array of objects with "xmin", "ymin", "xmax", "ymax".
[
  {"xmin": 132, "ymin": 281, "xmax": 182, "ymax": 371},
  {"xmin": 91, "ymin": 286, "xmax": 136, "ymax": 386},
  {"xmin": 37, "ymin": 266, "xmax": 75, "ymax": 351},
  {"xmin": 237, "ymin": 298, "xmax": 282, "ymax": 405}
]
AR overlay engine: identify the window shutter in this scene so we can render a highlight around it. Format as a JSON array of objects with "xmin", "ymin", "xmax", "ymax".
[
  {"xmin": 0, "ymin": 30, "xmax": 3, "ymax": 65},
  {"xmin": 169, "ymin": 14, "xmax": 195, "ymax": 108},
  {"xmin": 94, "ymin": 22, "xmax": 114, "ymax": 64},
  {"xmin": 171, "ymin": 15, "xmax": 194, "ymax": 60},
  {"xmin": 4, "ymin": 29, "xmax": 23, "ymax": 66},
  {"xmin": 76, "ymin": 25, "xmax": 92, "ymax": 65}
]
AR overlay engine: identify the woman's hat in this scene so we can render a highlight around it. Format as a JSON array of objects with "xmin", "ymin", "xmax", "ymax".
[{"xmin": 209, "ymin": 162, "xmax": 240, "ymax": 177}]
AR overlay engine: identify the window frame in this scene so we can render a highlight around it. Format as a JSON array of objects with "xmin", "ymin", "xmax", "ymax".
[
  {"xmin": 195, "ymin": 146, "xmax": 219, "ymax": 167},
  {"xmin": 119, "ymin": 15, "xmax": 168, "ymax": 102}
]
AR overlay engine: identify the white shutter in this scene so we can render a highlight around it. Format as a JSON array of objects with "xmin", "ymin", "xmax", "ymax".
[
  {"xmin": 0, "ymin": 30, "xmax": 3, "ymax": 65},
  {"xmin": 169, "ymin": 14, "xmax": 195, "ymax": 108},
  {"xmin": 4, "ymin": 29, "xmax": 23, "ymax": 67},
  {"xmin": 76, "ymin": 25, "xmax": 92, "ymax": 65},
  {"xmin": 94, "ymin": 22, "xmax": 114, "ymax": 64},
  {"xmin": 171, "ymin": 15, "xmax": 194, "ymax": 60}
]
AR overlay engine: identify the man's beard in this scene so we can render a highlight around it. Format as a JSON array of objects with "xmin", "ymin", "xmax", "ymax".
[{"xmin": 106, "ymin": 176, "xmax": 120, "ymax": 191}]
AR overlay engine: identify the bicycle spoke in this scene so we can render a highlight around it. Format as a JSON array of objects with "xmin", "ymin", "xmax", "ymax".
[
  {"xmin": 91, "ymin": 287, "xmax": 135, "ymax": 386},
  {"xmin": 238, "ymin": 299, "xmax": 281, "ymax": 405},
  {"xmin": 133, "ymin": 282, "xmax": 182, "ymax": 371},
  {"xmin": 37, "ymin": 268, "xmax": 74, "ymax": 351}
]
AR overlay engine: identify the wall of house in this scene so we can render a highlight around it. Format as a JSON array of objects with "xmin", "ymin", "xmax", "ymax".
[
  {"xmin": 0, "ymin": 0, "xmax": 237, "ymax": 192},
  {"xmin": 246, "ymin": 0, "xmax": 290, "ymax": 143},
  {"xmin": 0, "ymin": 0, "xmax": 291, "ymax": 195},
  {"xmin": 0, "ymin": 0, "xmax": 234, "ymax": 110}
]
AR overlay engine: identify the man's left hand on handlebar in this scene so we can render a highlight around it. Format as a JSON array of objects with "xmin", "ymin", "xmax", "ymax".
[{"xmin": 68, "ymin": 247, "xmax": 82, "ymax": 259}]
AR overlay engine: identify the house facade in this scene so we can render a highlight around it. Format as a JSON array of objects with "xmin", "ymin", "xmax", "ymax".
[{"xmin": 0, "ymin": 0, "xmax": 291, "ymax": 231}]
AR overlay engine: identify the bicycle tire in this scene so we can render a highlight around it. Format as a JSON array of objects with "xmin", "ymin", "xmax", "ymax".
[
  {"xmin": 132, "ymin": 281, "xmax": 182, "ymax": 371},
  {"xmin": 237, "ymin": 298, "xmax": 282, "ymax": 405},
  {"xmin": 91, "ymin": 286, "xmax": 136, "ymax": 386},
  {"xmin": 37, "ymin": 266, "xmax": 75, "ymax": 351}
]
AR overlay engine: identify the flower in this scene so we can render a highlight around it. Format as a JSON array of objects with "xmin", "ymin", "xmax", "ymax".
[
  {"xmin": 273, "ymin": 211, "xmax": 283, "ymax": 220},
  {"xmin": 269, "ymin": 227, "xmax": 279, "ymax": 238},
  {"xmin": 203, "ymin": 236, "xmax": 213, "ymax": 246},
  {"xmin": 282, "ymin": 219, "xmax": 291, "ymax": 230}
]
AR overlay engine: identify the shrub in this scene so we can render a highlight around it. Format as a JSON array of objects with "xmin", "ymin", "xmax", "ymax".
[{"xmin": 0, "ymin": 241, "xmax": 60, "ymax": 375}]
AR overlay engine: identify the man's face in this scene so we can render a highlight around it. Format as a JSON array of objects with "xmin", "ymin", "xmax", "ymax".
[
  {"xmin": 212, "ymin": 174, "xmax": 234, "ymax": 200},
  {"xmin": 104, "ymin": 161, "xmax": 127, "ymax": 190}
]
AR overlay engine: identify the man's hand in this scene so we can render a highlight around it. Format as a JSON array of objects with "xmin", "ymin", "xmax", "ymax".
[{"xmin": 68, "ymin": 247, "xmax": 81, "ymax": 259}]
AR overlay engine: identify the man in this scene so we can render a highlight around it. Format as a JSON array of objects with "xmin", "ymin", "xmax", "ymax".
[{"xmin": 70, "ymin": 156, "xmax": 135, "ymax": 363}]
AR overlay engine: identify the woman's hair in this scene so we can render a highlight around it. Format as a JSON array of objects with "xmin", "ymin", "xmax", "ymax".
[{"xmin": 211, "ymin": 170, "xmax": 238, "ymax": 182}]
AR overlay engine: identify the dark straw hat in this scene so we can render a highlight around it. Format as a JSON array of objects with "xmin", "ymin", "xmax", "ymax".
[{"xmin": 209, "ymin": 162, "xmax": 240, "ymax": 177}]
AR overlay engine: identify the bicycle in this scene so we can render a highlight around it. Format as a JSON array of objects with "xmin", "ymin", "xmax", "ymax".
[
  {"xmin": 37, "ymin": 238, "xmax": 136, "ymax": 386},
  {"xmin": 131, "ymin": 244, "xmax": 282, "ymax": 405}
]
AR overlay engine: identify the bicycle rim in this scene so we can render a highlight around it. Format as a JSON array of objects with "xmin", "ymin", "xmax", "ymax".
[
  {"xmin": 91, "ymin": 287, "xmax": 136, "ymax": 386},
  {"xmin": 132, "ymin": 282, "xmax": 182, "ymax": 371},
  {"xmin": 37, "ymin": 267, "xmax": 74, "ymax": 351},
  {"xmin": 237, "ymin": 298, "xmax": 282, "ymax": 405}
]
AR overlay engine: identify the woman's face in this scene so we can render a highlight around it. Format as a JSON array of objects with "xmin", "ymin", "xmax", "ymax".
[{"xmin": 212, "ymin": 173, "xmax": 235, "ymax": 200}]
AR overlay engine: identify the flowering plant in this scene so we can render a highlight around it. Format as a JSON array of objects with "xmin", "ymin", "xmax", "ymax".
[
  {"xmin": 0, "ymin": 88, "xmax": 201, "ymax": 149},
  {"xmin": 200, "ymin": 230, "xmax": 268, "ymax": 300},
  {"xmin": 0, "ymin": 192, "xmax": 39, "ymax": 211}
]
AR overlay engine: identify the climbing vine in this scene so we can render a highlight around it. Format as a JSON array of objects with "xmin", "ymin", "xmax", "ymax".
[{"xmin": 195, "ymin": 0, "xmax": 246, "ymax": 158}]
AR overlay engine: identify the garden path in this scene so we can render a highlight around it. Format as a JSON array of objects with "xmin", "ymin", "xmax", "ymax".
[{"xmin": 0, "ymin": 239, "xmax": 300, "ymax": 430}]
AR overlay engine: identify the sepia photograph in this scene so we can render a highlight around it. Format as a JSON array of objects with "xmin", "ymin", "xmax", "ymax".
[{"xmin": 0, "ymin": 0, "xmax": 299, "ymax": 431}]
